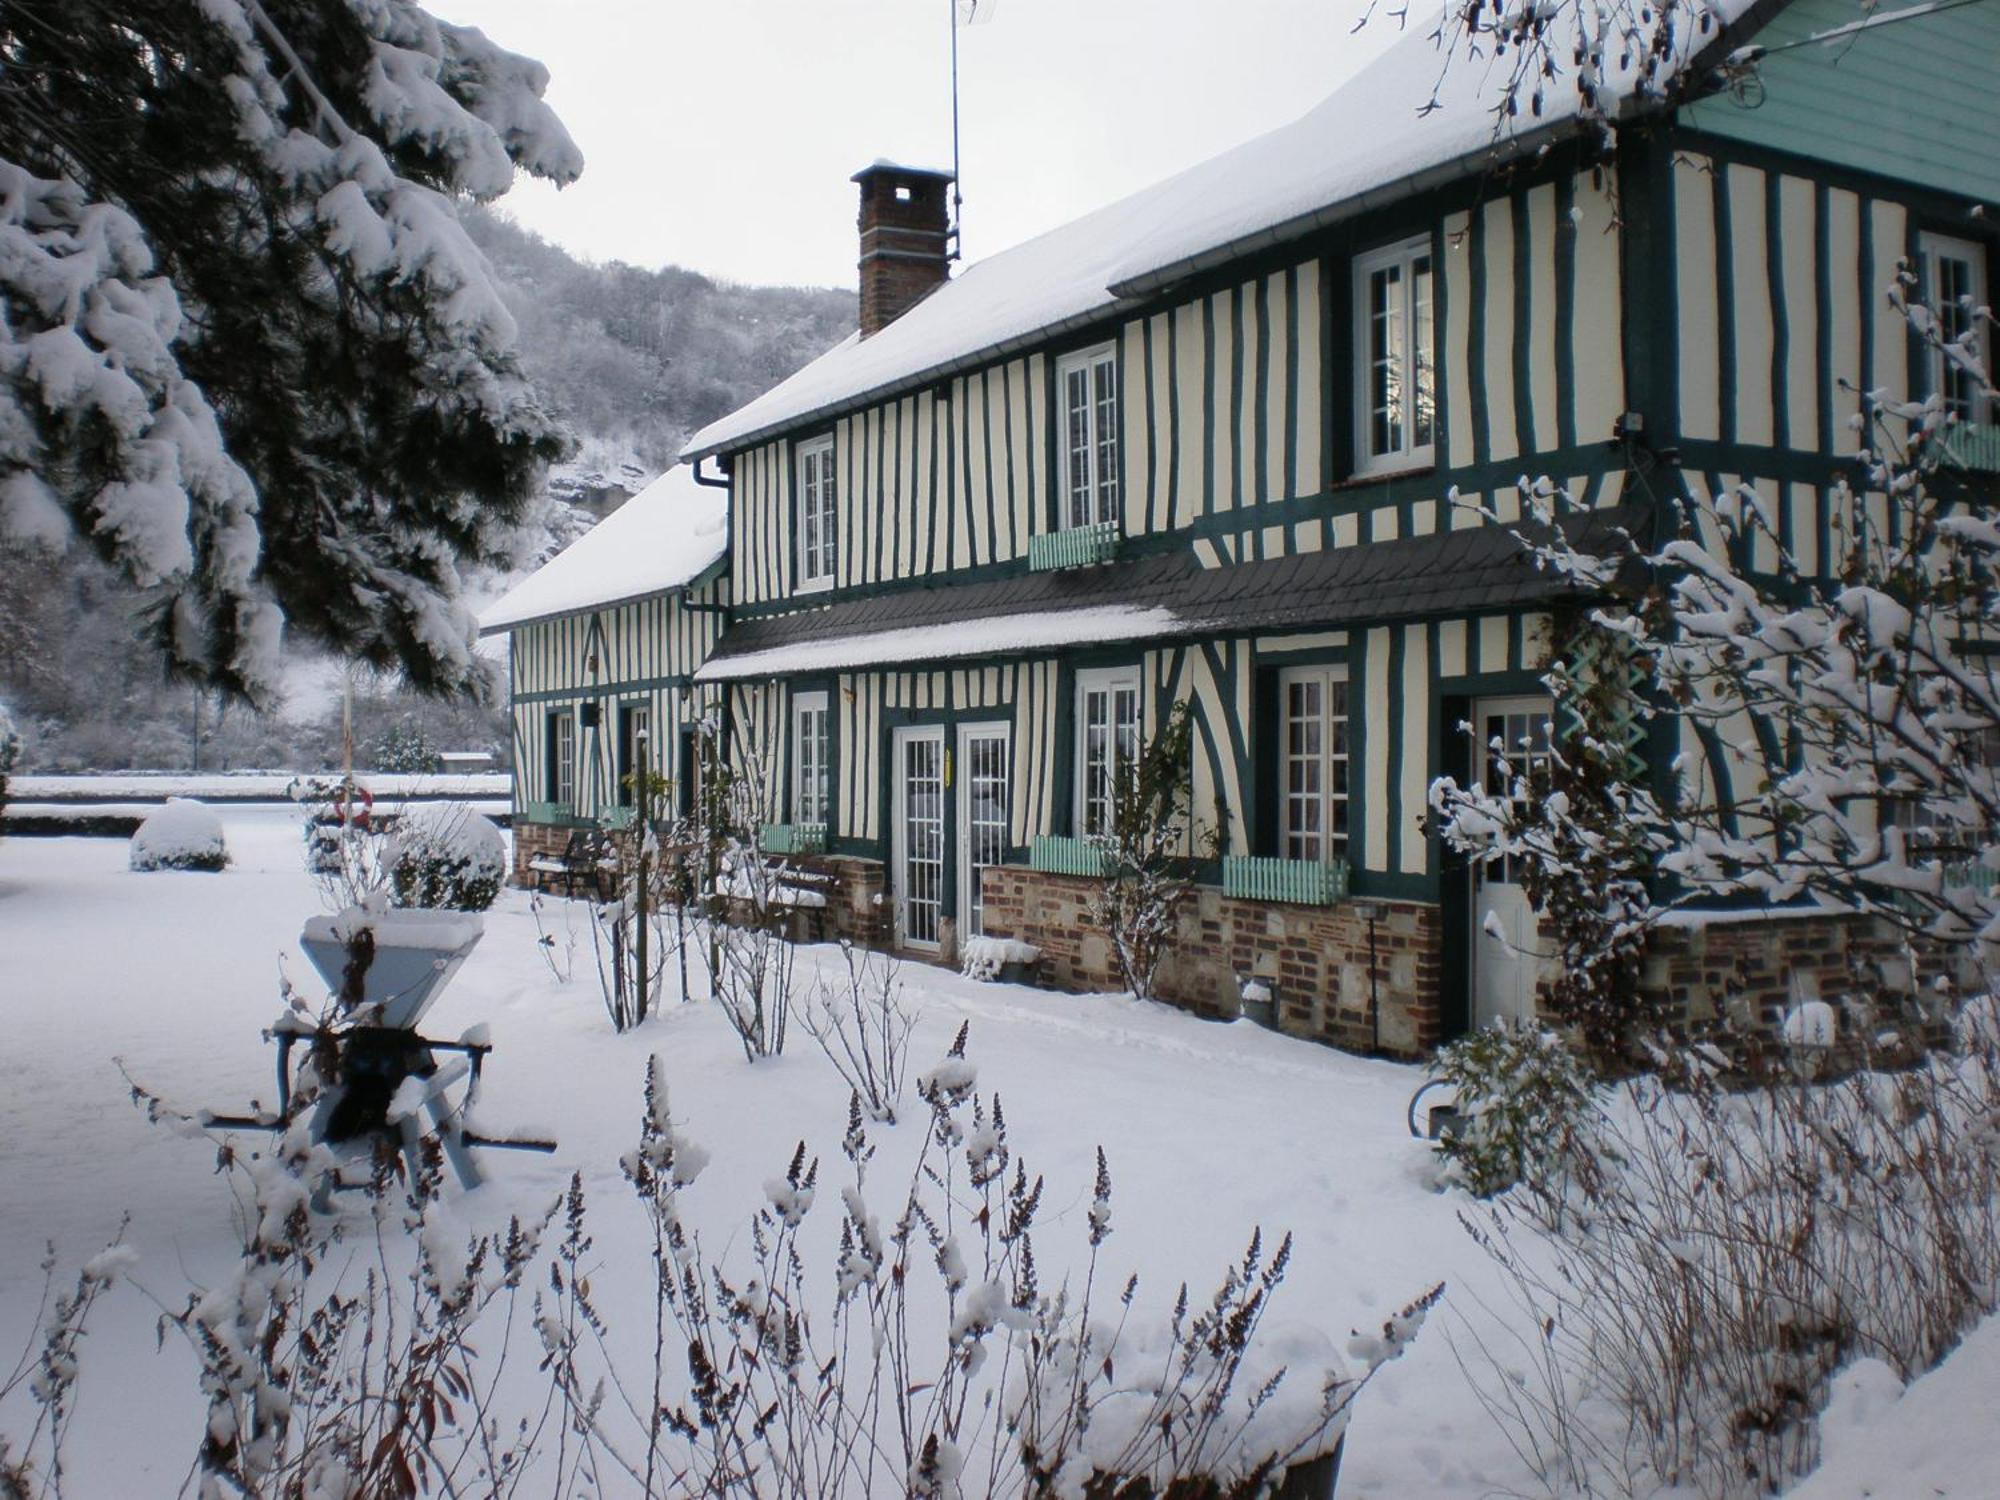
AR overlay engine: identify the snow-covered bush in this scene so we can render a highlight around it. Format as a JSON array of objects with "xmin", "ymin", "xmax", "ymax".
[
  {"xmin": 960, "ymin": 935, "xmax": 1039, "ymax": 982},
  {"xmin": 386, "ymin": 806, "xmax": 505, "ymax": 912},
  {"xmin": 803, "ymin": 940, "xmax": 917, "ymax": 1122},
  {"xmin": 129, "ymin": 798, "xmax": 227, "ymax": 872},
  {"xmin": 1427, "ymin": 1024, "xmax": 1601, "ymax": 1199},
  {"xmin": 1461, "ymin": 1016, "xmax": 2000, "ymax": 1498}
]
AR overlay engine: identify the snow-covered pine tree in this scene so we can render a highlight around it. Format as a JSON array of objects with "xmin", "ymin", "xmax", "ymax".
[{"xmin": 0, "ymin": 1, "xmax": 582, "ymax": 702}]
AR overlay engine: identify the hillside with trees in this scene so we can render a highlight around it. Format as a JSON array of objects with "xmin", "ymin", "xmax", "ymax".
[{"xmin": 1, "ymin": 216, "xmax": 853, "ymax": 774}]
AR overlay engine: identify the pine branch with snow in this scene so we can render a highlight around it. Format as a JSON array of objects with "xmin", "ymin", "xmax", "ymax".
[{"xmin": 0, "ymin": 1, "xmax": 583, "ymax": 702}]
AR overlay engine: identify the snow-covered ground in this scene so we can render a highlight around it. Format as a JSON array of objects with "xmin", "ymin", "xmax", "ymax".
[
  {"xmin": 11, "ymin": 772, "xmax": 511, "ymax": 802},
  {"xmin": 1, "ymin": 808, "xmax": 1993, "ymax": 1496}
]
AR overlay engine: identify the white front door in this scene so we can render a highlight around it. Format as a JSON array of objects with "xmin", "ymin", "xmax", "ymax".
[
  {"xmin": 1471, "ymin": 696, "xmax": 1557, "ymax": 1028},
  {"xmin": 957, "ymin": 723, "xmax": 1010, "ymax": 940},
  {"xmin": 893, "ymin": 726, "xmax": 946, "ymax": 950}
]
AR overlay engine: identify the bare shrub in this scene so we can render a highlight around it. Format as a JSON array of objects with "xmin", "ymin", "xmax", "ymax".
[
  {"xmin": 580, "ymin": 1023, "xmax": 1443, "ymax": 1496},
  {"xmin": 79, "ymin": 1028, "xmax": 1436, "ymax": 1497},
  {"xmin": 0, "ymin": 1230, "xmax": 133, "ymax": 1497},
  {"xmin": 121, "ymin": 1077, "xmax": 569, "ymax": 1499},
  {"xmin": 1454, "ymin": 1011, "xmax": 2000, "ymax": 1499},
  {"xmin": 803, "ymin": 939, "xmax": 918, "ymax": 1122}
]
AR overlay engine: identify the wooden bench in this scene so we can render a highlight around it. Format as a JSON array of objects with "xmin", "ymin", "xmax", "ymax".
[{"xmin": 526, "ymin": 828, "xmax": 622, "ymax": 901}]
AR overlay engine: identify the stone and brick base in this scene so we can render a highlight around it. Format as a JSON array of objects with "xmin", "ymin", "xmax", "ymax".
[
  {"xmin": 979, "ymin": 867, "xmax": 1445, "ymax": 1056},
  {"xmin": 1636, "ymin": 908, "xmax": 1973, "ymax": 1047},
  {"xmin": 509, "ymin": 819, "xmax": 572, "ymax": 886}
]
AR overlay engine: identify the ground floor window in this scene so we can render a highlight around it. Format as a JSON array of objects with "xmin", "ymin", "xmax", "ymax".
[
  {"xmin": 616, "ymin": 702, "xmax": 651, "ymax": 806},
  {"xmin": 1075, "ymin": 667, "xmax": 1141, "ymax": 838},
  {"xmin": 793, "ymin": 690, "xmax": 830, "ymax": 826},
  {"xmin": 546, "ymin": 709, "xmax": 575, "ymax": 808},
  {"xmin": 1279, "ymin": 665, "xmax": 1350, "ymax": 863}
]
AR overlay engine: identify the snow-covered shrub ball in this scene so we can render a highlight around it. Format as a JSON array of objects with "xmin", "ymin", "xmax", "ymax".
[
  {"xmin": 130, "ymin": 798, "xmax": 229, "ymax": 873},
  {"xmin": 387, "ymin": 807, "xmax": 506, "ymax": 911},
  {"xmin": 1427, "ymin": 1023, "xmax": 1601, "ymax": 1198}
]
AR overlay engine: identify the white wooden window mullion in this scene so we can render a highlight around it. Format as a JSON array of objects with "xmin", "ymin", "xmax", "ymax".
[
  {"xmin": 1353, "ymin": 236, "xmax": 1436, "ymax": 473},
  {"xmin": 1058, "ymin": 344, "xmax": 1118, "ymax": 530},
  {"xmin": 1920, "ymin": 232, "xmax": 1990, "ymax": 425},
  {"xmin": 1076, "ymin": 666, "xmax": 1140, "ymax": 838},
  {"xmin": 792, "ymin": 691, "xmax": 830, "ymax": 826},
  {"xmin": 797, "ymin": 436, "xmax": 837, "ymax": 590}
]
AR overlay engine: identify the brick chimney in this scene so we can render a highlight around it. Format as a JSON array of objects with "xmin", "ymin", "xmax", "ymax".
[{"xmin": 852, "ymin": 161, "xmax": 954, "ymax": 338}]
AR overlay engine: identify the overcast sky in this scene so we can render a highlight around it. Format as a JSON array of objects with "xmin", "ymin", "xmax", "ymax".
[{"xmin": 430, "ymin": 1, "xmax": 1407, "ymax": 290}]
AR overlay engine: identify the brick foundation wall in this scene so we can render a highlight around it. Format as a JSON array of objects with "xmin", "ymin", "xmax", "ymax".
[
  {"xmin": 801, "ymin": 855, "xmax": 891, "ymax": 946},
  {"xmin": 510, "ymin": 819, "xmax": 569, "ymax": 886},
  {"xmin": 1637, "ymin": 909, "xmax": 1972, "ymax": 1051},
  {"xmin": 979, "ymin": 867, "xmax": 1445, "ymax": 1056}
]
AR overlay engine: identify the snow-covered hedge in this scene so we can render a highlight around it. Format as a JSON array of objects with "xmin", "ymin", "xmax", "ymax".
[
  {"xmin": 0, "ymin": 697, "xmax": 18, "ymax": 831},
  {"xmin": 129, "ymin": 798, "xmax": 228, "ymax": 873},
  {"xmin": 386, "ymin": 807, "xmax": 506, "ymax": 912}
]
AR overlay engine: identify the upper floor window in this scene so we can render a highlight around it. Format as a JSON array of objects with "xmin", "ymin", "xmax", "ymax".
[
  {"xmin": 797, "ymin": 434, "xmax": 837, "ymax": 591},
  {"xmin": 1058, "ymin": 344, "xmax": 1119, "ymax": 530},
  {"xmin": 1354, "ymin": 236, "xmax": 1435, "ymax": 473},
  {"xmin": 1919, "ymin": 232, "xmax": 1991, "ymax": 425},
  {"xmin": 1075, "ymin": 666, "xmax": 1140, "ymax": 838},
  {"xmin": 1279, "ymin": 665, "xmax": 1349, "ymax": 864},
  {"xmin": 793, "ymin": 690, "xmax": 830, "ymax": 826}
]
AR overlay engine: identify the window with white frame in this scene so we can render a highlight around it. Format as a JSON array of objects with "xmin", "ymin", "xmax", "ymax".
[
  {"xmin": 547, "ymin": 709, "xmax": 575, "ymax": 807},
  {"xmin": 1075, "ymin": 667, "xmax": 1140, "ymax": 838},
  {"xmin": 1278, "ymin": 665, "xmax": 1350, "ymax": 864},
  {"xmin": 1057, "ymin": 344, "xmax": 1119, "ymax": 530},
  {"xmin": 792, "ymin": 690, "xmax": 830, "ymax": 827},
  {"xmin": 1353, "ymin": 236, "xmax": 1436, "ymax": 472},
  {"xmin": 1919, "ymin": 233, "xmax": 1990, "ymax": 425},
  {"xmin": 797, "ymin": 434, "xmax": 838, "ymax": 590}
]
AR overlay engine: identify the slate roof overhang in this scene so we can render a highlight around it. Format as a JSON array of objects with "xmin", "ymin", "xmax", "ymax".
[{"xmin": 696, "ymin": 502, "xmax": 1649, "ymax": 681}]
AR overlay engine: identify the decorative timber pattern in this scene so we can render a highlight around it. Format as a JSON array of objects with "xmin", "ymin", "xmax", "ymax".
[
  {"xmin": 507, "ymin": 581, "xmax": 728, "ymax": 825},
  {"xmin": 724, "ymin": 165, "xmax": 1635, "ymax": 615}
]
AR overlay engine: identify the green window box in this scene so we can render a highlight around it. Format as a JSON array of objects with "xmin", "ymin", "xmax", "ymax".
[
  {"xmin": 1028, "ymin": 834, "xmax": 1112, "ymax": 877},
  {"xmin": 1027, "ymin": 520, "xmax": 1120, "ymax": 572},
  {"xmin": 760, "ymin": 821, "xmax": 828, "ymax": 856},
  {"xmin": 1221, "ymin": 856, "xmax": 1349, "ymax": 906}
]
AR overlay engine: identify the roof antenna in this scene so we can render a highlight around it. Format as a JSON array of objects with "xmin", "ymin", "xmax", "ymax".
[{"xmin": 947, "ymin": 0, "xmax": 994, "ymax": 263}]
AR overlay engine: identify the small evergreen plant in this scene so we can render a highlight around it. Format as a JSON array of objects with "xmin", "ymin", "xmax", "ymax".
[{"xmin": 1086, "ymin": 700, "xmax": 1219, "ymax": 1002}]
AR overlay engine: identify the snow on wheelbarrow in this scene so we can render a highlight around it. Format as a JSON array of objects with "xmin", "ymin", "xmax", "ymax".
[{"xmin": 206, "ymin": 902, "xmax": 555, "ymax": 1207}]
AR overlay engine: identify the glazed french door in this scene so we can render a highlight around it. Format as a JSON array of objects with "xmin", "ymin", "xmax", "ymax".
[
  {"xmin": 1471, "ymin": 696, "xmax": 1556, "ymax": 1027},
  {"xmin": 893, "ymin": 726, "xmax": 946, "ymax": 950},
  {"xmin": 957, "ymin": 723, "xmax": 1010, "ymax": 940}
]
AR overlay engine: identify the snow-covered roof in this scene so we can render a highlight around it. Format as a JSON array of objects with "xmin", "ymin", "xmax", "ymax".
[
  {"xmin": 479, "ymin": 464, "xmax": 728, "ymax": 633},
  {"xmin": 683, "ymin": 1, "xmax": 1761, "ymax": 462},
  {"xmin": 694, "ymin": 604, "xmax": 1182, "ymax": 682}
]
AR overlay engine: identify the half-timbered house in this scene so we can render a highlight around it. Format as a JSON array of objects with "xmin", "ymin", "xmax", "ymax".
[
  {"xmin": 482, "ymin": 465, "xmax": 729, "ymax": 882},
  {"xmin": 495, "ymin": 0, "xmax": 1996, "ymax": 1053}
]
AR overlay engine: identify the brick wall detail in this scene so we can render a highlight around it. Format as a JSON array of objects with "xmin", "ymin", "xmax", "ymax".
[{"xmin": 979, "ymin": 867, "xmax": 1444, "ymax": 1056}]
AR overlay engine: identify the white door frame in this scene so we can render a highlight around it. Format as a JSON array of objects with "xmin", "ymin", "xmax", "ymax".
[
  {"xmin": 956, "ymin": 721, "xmax": 1011, "ymax": 942},
  {"xmin": 1470, "ymin": 695, "xmax": 1556, "ymax": 1028},
  {"xmin": 892, "ymin": 725, "xmax": 946, "ymax": 951}
]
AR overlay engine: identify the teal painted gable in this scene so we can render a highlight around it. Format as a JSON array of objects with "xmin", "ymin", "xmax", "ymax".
[{"xmin": 1681, "ymin": 0, "xmax": 2000, "ymax": 203}]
